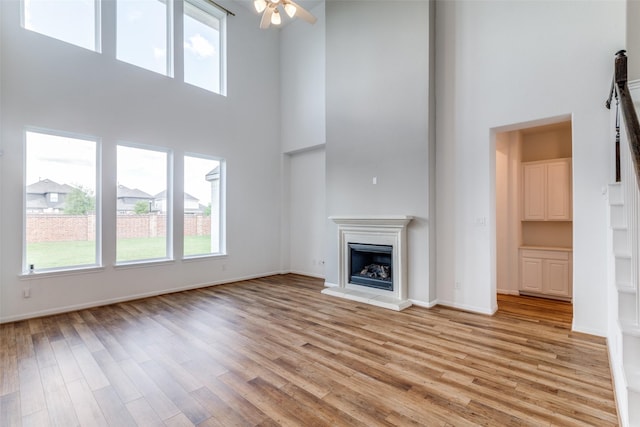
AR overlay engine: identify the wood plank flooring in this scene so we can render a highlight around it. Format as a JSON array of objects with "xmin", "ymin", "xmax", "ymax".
[
  {"xmin": 497, "ymin": 293, "xmax": 573, "ymax": 325},
  {"xmin": 0, "ymin": 275, "xmax": 618, "ymax": 426}
]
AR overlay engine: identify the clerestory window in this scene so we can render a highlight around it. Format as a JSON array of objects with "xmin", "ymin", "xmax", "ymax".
[
  {"xmin": 22, "ymin": 0, "xmax": 101, "ymax": 52},
  {"xmin": 116, "ymin": 0, "xmax": 173, "ymax": 76},
  {"xmin": 184, "ymin": 0, "xmax": 226, "ymax": 94}
]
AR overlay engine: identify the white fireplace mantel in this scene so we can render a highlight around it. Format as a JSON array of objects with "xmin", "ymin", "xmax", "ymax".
[
  {"xmin": 329, "ymin": 215, "xmax": 413, "ymax": 228},
  {"xmin": 323, "ymin": 215, "xmax": 413, "ymax": 311}
]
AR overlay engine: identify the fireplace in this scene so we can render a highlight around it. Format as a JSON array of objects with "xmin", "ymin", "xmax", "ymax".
[
  {"xmin": 349, "ymin": 243, "xmax": 393, "ymax": 291},
  {"xmin": 323, "ymin": 215, "xmax": 413, "ymax": 311}
]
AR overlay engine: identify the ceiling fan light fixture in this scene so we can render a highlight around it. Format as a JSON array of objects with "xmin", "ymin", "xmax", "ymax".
[
  {"xmin": 284, "ymin": 3, "xmax": 296, "ymax": 18},
  {"xmin": 257, "ymin": 0, "xmax": 315, "ymax": 29},
  {"xmin": 254, "ymin": 0, "xmax": 266, "ymax": 12},
  {"xmin": 271, "ymin": 8, "xmax": 281, "ymax": 25}
]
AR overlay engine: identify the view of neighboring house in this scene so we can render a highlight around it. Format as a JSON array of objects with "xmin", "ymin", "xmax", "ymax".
[
  {"xmin": 116, "ymin": 184, "xmax": 154, "ymax": 214},
  {"xmin": 26, "ymin": 178, "xmax": 74, "ymax": 213},
  {"xmin": 154, "ymin": 190, "xmax": 205, "ymax": 214},
  {"xmin": 28, "ymin": 181, "xmax": 207, "ymax": 215}
]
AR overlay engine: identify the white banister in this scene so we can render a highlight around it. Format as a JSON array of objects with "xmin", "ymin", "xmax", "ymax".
[{"xmin": 629, "ymin": 81, "xmax": 640, "ymax": 326}]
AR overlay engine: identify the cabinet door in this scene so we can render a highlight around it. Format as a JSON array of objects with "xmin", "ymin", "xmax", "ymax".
[
  {"xmin": 546, "ymin": 160, "xmax": 572, "ymax": 220},
  {"xmin": 543, "ymin": 259, "xmax": 570, "ymax": 297},
  {"xmin": 520, "ymin": 257, "xmax": 543, "ymax": 293},
  {"xmin": 522, "ymin": 164, "xmax": 546, "ymax": 220}
]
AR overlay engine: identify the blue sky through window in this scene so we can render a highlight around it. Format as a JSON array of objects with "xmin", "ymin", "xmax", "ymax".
[
  {"xmin": 117, "ymin": 0, "xmax": 169, "ymax": 75},
  {"xmin": 184, "ymin": 1, "xmax": 221, "ymax": 93},
  {"xmin": 23, "ymin": 0, "xmax": 97, "ymax": 51},
  {"xmin": 22, "ymin": 0, "xmax": 224, "ymax": 93}
]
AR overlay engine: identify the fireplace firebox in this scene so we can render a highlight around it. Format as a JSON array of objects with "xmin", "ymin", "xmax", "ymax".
[{"xmin": 349, "ymin": 243, "xmax": 393, "ymax": 291}]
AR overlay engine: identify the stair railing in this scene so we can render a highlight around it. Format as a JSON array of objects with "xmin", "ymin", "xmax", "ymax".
[
  {"xmin": 607, "ymin": 50, "xmax": 640, "ymax": 187},
  {"xmin": 607, "ymin": 50, "xmax": 640, "ymax": 327}
]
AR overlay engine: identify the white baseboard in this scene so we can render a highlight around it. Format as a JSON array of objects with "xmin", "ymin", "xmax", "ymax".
[
  {"xmin": 436, "ymin": 300, "xmax": 497, "ymax": 316},
  {"xmin": 0, "ymin": 271, "xmax": 284, "ymax": 324},
  {"xmin": 288, "ymin": 269, "xmax": 325, "ymax": 279},
  {"xmin": 572, "ymin": 321, "xmax": 606, "ymax": 337},
  {"xmin": 409, "ymin": 298, "xmax": 439, "ymax": 309}
]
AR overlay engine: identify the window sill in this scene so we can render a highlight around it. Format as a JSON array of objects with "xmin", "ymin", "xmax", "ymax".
[
  {"xmin": 19, "ymin": 266, "xmax": 105, "ymax": 280},
  {"xmin": 182, "ymin": 253, "xmax": 227, "ymax": 263},
  {"xmin": 114, "ymin": 259, "xmax": 175, "ymax": 270}
]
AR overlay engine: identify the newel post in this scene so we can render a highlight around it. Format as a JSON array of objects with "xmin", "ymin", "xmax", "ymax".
[{"xmin": 615, "ymin": 50, "xmax": 640, "ymax": 186}]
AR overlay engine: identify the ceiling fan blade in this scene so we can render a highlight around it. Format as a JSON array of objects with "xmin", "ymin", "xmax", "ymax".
[
  {"xmin": 260, "ymin": 6, "xmax": 274, "ymax": 29},
  {"xmin": 287, "ymin": 0, "xmax": 317, "ymax": 24}
]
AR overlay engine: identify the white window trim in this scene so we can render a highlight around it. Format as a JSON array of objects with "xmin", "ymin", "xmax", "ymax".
[
  {"xmin": 23, "ymin": 127, "xmax": 102, "ymax": 275},
  {"xmin": 183, "ymin": 0, "xmax": 227, "ymax": 95},
  {"xmin": 20, "ymin": 0, "xmax": 102, "ymax": 52},
  {"xmin": 182, "ymin": 152, "xmax": 226, "ymax": 259},
  {"xmin": 115, "ymin": 141, "xmax": 173, "ymax": 266}
]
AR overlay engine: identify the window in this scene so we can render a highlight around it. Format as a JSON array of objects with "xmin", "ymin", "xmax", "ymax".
[
  {"xmin": 183, "ymin": 155, "xmax": 224, "ymax": 257},
  {"xmin": 21, "ymin": 0, "xmax": 228, "ymax": 93},
  {"xmin": 24, "ymin": 130, "xmax": 99, "ymax": 272},
  {"xmin": 117, "ymin": 144, "xmax": 171, "ymax": 263},
  {"xmin": 117, "ymin": 0, "xmax": 172, "ymax": 76},
  {"xmin": 22, "ymin": 0, "xmax": 100, "ymax": 51},
  {"xmin": 184, "ymin": 0, "xmax": 226, "ymax": 94}
]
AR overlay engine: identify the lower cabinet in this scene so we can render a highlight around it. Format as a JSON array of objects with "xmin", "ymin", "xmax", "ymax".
[{"xmin": 519, "ymin": 248, "xmax": 572, "ymax": 300}]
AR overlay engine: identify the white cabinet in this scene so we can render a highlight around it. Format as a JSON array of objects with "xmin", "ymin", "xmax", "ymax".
[
  {"xmin": 519, "ymin": 248, "xmax": 572, "ymax": 300},
  {"xmin": 522, "ymin": 159, "xmax": 572, "ymax": 221}
]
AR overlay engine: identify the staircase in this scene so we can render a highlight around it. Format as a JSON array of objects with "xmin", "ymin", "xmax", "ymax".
[
  {"xmin": 608, "ymin": 181, "xmax": 640, "ymax": 427},
  {"xmin": 607, "ymin": 51, "xmax": 640, "ymax": 427}
]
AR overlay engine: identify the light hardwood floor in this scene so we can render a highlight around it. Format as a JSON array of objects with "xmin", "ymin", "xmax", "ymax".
[{"xmin": 0, "ymin": 275, "xmax": 618, "ymax": 426}]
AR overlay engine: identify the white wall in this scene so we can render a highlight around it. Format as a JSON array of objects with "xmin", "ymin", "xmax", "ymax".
[
  {"xmin": 280, "ymin": 2, "xmax": 325, "ymax": 154},
  {"xmin": 628, "ymin": 0, "xmax": 640, "ymax": 80},
  {"xmin": 495, "ymin": 131, "xmax": 522, "ymax": 295},
  {"xmin": 435, "ymin": 0, "xmax": 625, "ymax": 332},
  {"xmin": 279, "ymin": 2, "xmax": 326, "ymax": 278},
  {"xmin": 0, "ymin": 0, "xmax": 284, "ymax": 322},
  {"xmin": 325, "ymin": 0, "xmax": 434, "ymax": 304},
  {"xmin": 288, "ymin": 148, "xmax": 326, "ymax": 277}
]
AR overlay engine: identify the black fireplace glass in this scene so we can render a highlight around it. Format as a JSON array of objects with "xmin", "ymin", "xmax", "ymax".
[{"xmin": 348, "ymin": 243, "xmax": 393, "ymax": 291}]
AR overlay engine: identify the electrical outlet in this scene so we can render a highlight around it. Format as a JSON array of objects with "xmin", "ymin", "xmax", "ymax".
[
  {"xmin": 455, "ymin": 281, "xmax": 461, "ymax": 290},
  {"xmin": 23, "ymin": 288, "xmax": 31, "ymax": 298},
  {"xmin": 222, "ymin": 264, "xmax": 227, "ymax": 271}
]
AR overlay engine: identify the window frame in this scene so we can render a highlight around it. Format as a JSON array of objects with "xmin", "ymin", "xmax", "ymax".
[
  {"xmin": 115, "ymin": 142, "xmax": 174, "ymax": 266},
  {"xmin": 115, "ymin": 0, "xmax": 175, "ymax": 77},
  {"xmin": 182, "ymin": 153, "xmax": 226, "ymax": 259},
  {"xmin": 183, "ymin": 0, "xmax": 227, "ymax": 95},
  {"xmin": 20, "ymin": 0, "xmax": 102, "ymax": 52},
  {"xmin": 22, "ymin": 127, "xmax": 102, "ymax": 275},
  {"xmin": 19, "ymin": 0, "xmax": 229, "ymax": 94}
]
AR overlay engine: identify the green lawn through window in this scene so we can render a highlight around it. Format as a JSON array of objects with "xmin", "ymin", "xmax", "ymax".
[{"xmin": 27, "ymin": 236, "xmax": 212, "ymax": 269}]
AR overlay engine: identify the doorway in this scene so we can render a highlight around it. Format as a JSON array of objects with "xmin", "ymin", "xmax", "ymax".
[{"xmin": 495, "ymin": 120, "xmax": 574, "ymax": 316}]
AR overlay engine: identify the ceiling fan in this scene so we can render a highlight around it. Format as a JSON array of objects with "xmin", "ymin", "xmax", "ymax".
[{"xmin": 253, "ymin": 0, "xmax": 317, "ymax": 29}]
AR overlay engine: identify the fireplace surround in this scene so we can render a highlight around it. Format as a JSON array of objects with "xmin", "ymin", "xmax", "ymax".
[{"xmin": 323, "ymin": 215, "xmax": 413, "ymax": 311}]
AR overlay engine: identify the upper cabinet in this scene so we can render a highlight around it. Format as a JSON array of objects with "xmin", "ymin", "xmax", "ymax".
[{"xmin": 522, "ymin": 158, "xmax": 572, "ymax": 221}]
